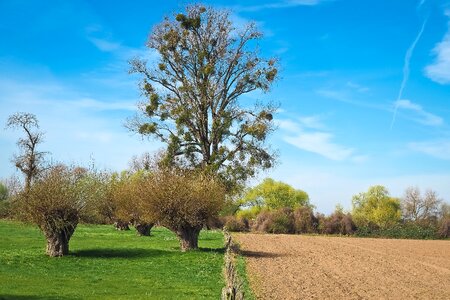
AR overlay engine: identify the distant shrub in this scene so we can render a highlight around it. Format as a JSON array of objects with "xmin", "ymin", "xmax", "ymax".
[
  {"xmin": 318, "ymin": 211, "xmax": 356, "ymax": 235},
  {"xmin": 438, "ymin": 219, "xmax": 450, "ymax": 239},
  {"xmin": 223, "ymin": 216, "xmax": 249, "ymax": 232},
  {"xmin": 254, "ymin": 208, "xmax": 295, "ymax": 234},
  {"xmin": 356, "ymin": 222, "xmax": 438, "ymax": 239},
  {"xmin": 293, "ymin": 206, "xmax": 318, "ymax": 234}
]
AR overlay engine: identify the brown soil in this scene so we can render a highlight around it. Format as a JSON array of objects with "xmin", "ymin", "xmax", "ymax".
[{"xmin": 234, "ymin": 233, "xmax": 450, "ymax": 300}]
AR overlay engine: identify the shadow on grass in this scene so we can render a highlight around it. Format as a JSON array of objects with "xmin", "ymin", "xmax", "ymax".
[
  {"xmin": 198, "ymin": 247, "xmax": 226, "ymax": 254},
  {"xmin": 0, "ymin": 296, "xmax": 66, "ymax": 300},
  {"xmin": 241, "ymin": 250, "xmax": 284, "ymax": 258},
  {"xmin": 71, "ymin": 248, "xmax": 170, "ymax": 259}
]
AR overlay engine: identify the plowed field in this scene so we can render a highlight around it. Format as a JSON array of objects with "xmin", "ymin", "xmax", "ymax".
[{"xmin": 235, "ymin": 234, "xmax": 450, "ymax": 300}]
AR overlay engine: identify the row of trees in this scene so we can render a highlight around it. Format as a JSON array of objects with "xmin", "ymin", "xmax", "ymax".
[
  {"xmin": 1, "ymin": 5, "xmax": 279, "ymax": 257},
  {"xmin": 8, "ymin": 163, "xmax": 225, "ymax": 256},
  {"xmin": 225, "ymin": 180, "xmax": 450, "ymax": 239}
]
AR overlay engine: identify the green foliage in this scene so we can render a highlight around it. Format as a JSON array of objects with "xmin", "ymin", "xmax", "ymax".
[
  {"xmin": 0, "ymin": 221, "xmax": 225, "ymax": 299},
  {"xmin": 241, "ymin": 178, "xmax": 310, "ymax": 210},
  {"xmin": 129, "ymin": 5, "xmax": 279, "ymax": 192},
  {"xmin": 352, "ymin": 185, "xmax": 401, "ymax": 229},
  {"xmin": 0, "ymin": 182, "xmax": 8, "ymax": 201},
  {"xmin": 236, "ymin": 206, "xmax": 261, "ymax": 220},
  {"xmin": 355, "ymin": 223, "xmax": 439, "ymax": 240}
]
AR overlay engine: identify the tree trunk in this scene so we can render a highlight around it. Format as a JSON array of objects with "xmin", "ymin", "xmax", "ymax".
[
  {"xmin": 114, "ymin": 220, "xmax": 130, "ymax": 231},
  {"xmin": 176, "ymin": 225, "xmax": 202, "ymax": 251},
  {"xmin": 135, "ymin": 222, "xmax": 154, "ymax": 236},
  {"xmin": 44, "ymin": 225, "xmax": 76, "ymax": 257}
]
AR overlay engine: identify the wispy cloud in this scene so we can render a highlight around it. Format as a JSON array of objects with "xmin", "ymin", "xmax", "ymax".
[
  {"xmin": 88, "ymin": 37, "xmax": 121, "ymax": 52},
  {"xmin": 317, "ymin": 89, "xmax": 387, "ymax": 111},
  {"xmin": 394, "ymin": 99, "xmax": 443, "ymax": 126},
  {"xmin": 284, "ymin": 132, "xmax": 356, "ymax": 161},
  {"xmin": 409, "ymin": 140, "xmax": 450, "ymax": 160},
  {"xmin": 234, "ymin": 0, "xmax": 329, "ymax": 12},
  {"xmin": 425, "ymin": 10, "xmax": 450, "ymax": 84},
  {"xmin": 391, "ymin": 11, "xmax": 429, "ymax": 129},
  {"xmin": 277, "ymin": 115, "xmax": 364, "ymax": 162}
]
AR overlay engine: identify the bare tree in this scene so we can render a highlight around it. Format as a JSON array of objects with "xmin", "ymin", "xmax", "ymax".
[
  {"xmin": 6, "ymin": 112, "xmax": 47, "ymax": 191},
  {"xmin": 402, "ymin": 186, "xmax": 442, "ymax": 224}
]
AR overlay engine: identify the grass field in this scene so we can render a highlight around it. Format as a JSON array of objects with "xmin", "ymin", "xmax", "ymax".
[{"xmin": 0, "ymin": 220, "xmax": 225, "ymax": 299}]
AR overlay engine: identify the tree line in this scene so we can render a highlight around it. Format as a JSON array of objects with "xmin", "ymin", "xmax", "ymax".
[{"xmin": 223, "ymin": 179, "xmax": 450, "ymax": 239}]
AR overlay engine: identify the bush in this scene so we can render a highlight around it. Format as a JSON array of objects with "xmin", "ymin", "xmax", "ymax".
[
  {"xmin": 318, "ymin": 211, "xmax": 356, "ymax": 235},
  {"xmin": 254, "ymin": 208, "xmax": 295, "ymax": 234},
  {"xmin": 293, "ymin": 206, "xmax": 318, "ymax": 234},
  {"xmin": 223, "ymin": 216, "xmax": 249, "ymax": 232},
  {"xmin": 438, "ymin": 219, "xmax": 450, "ymax": 238},
  {"xmin": 355, "ymin": 222, "xmax": 438, "ymax": 239}
]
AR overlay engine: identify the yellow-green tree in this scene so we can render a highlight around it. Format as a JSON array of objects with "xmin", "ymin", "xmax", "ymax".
[
  {"xmin": 241, "ymin": 178, "xmax": 310, "ymax": 211},
  {"xmin": 352, "ymin": 185, "xmax": 401, "ymax": 229}
]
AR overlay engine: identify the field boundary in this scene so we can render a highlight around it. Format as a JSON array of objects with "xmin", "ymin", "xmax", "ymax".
[{"xmin": 221, "ymin": 229, "xmax": 246, "ymax": 300}]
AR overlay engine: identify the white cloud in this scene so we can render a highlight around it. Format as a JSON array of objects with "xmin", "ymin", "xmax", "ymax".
[
  {"xmin": 425, "ymin": 10, "xmax": 450, "ymax": 84},
  {"xmin": 394, "ymin": 99, "xmax": 443, "ymax": 126},
  {"xmin": 346, "ymin": 81, "xmax": 369, "ymax": 93},
  {"xmin": 277, "ymin": 114, "xmax": 364, "ymax": 162},
  {"xmin": 235, "ymin": 0, "xmax": 328, "ymax": 12},
  {"xmin": 88, "ymin": 37, "xmax": 121, "ymax": 52},
  {"xmin": 409, "ymin": 140, "xmax": 450, "ymax": 160},
  {"xmin": 298, "ymin": 115, "xmax": 326, "ymax": 130},
  {"xmin": 284, "ymin": 132, "xmax": 355, "ymax": 161},
  {"xmin": 317, "ymin": 88, "xmax": 387, "ymax": 111}
]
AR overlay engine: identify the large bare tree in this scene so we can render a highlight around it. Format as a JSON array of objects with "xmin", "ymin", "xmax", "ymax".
[
  {"xmin": 6, "ymin": 112, "xmax": 47, "ymax": 191},
  {"xmin": 128, "ymin": 5, "xmax": 279, "ymax": 192},
  {"xmin": 402, "ymin": 186, "xmax": 442, "ymax": 225}
]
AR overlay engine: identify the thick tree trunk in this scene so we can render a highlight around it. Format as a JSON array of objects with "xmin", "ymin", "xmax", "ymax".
[
  {"xmin": 44, "ymin": 225, "xmax": 76, "ymax": 257},
  {"xmin": 176, "ymin": 225, "xmax": 202, "ymax": 251},
  {"xmin": 114, "ymin": 220, "xmax": 130, "ymax": 231},
  {"xmin": 135, "ymin": 222, "xmax": 154, "ymax": 236}
]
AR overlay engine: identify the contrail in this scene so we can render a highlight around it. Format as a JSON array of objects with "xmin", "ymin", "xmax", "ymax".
[
  {"xmin": 390, "ymin": 13, "xmax": 429, "ymax": 130},
  {"xmin": 417, "ymin": 0, "xmax": 426, "ymax": 10}
]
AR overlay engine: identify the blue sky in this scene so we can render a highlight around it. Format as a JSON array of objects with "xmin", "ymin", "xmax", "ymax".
[{"xmin": 1, "ymin": 0, "xmax": 449, "ymax": 213}]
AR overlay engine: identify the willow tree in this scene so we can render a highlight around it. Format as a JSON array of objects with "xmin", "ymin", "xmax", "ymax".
[{"xmin": 129, "ymin": 5, "xmax": 278, "ymax": 191}]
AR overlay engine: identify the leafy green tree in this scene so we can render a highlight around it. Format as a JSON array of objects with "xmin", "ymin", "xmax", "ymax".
[
  {"xmin": 241, "ymin": 178, "xmax": 310, "ymax": 211},
  {"xmin": 128, "ymin": 5, "xmax": 278, "ymax": 192},
  {"xmin": 352, "ymin": 185, "xmax": 401, "ymax": 229}
]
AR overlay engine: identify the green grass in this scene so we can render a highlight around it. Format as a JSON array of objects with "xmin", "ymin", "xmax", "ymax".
[
  {"xmin": 0, "ymin": 220, "xmax": 225, "ymax": 299},
  {"xmin": 235, "ymin": 253, "xmax": 255, "ymax": 300}
]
